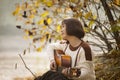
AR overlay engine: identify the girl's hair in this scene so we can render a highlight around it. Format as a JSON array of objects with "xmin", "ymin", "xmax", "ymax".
[{"xmin": 62, "ymin": 18, "xmax": 85, "ymax": 39}]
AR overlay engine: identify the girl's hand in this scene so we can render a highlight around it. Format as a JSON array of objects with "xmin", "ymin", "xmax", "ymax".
[
  {"xmin": 62, "ymin": 68, "xmax": 81, "ymax": 78},
  {"xmin": 62, "ymin": 68, "xmax": 70, "ymax": 76},
  {"xmin": 50, "ymin": 61, "xmax": 56, "ymax": 70}
]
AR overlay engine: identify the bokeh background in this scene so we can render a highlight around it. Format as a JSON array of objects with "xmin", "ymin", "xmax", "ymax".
[
  {"xmin": 0, "ymin": 0, "xmax": 27, "ymax": 53},
  {"xmin": 0, "ymin": 0, "xmax": 49, "ymax": 80}
]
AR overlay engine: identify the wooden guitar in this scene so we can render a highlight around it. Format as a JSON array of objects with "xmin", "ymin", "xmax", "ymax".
[
  {"xmin": 54, "ymin": 50, "xmax": 81, "ymax": 78},
  {"xmin": 54, "ymin": 50, "xmax": 72, "ymax": 71}
]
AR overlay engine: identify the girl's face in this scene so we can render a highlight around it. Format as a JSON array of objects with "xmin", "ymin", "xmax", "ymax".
[{"xmin": 61, "ymin": 23, "xmax": 68, "ymax": 40}]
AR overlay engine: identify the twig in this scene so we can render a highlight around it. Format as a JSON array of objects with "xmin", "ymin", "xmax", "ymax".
[{"xmin": 18, "ymin": 54, "xmax": 37, "ymax": 78}]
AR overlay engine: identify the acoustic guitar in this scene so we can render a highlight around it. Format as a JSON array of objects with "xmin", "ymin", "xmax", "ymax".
[
  {"xmin": 54, "ymin": 50, "xmax": 71, "ymax": 71},
  {"xmin": 54, "ymin": 50, "xmax": 81, "ymax": 78}
]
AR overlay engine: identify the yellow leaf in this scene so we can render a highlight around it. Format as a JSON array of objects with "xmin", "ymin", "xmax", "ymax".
[
  {"xmin": 21, "ymin": 2, "xmax": 28, "ymax": 10},
  {"xmin": 84, "ymin": 28, "xmax": 90, "ymax": 33},
  {"xmin": 23, "ymin": 35, "xmax": 28, "ymax": 40},
  {"xmin": 47, "ymin": 18, "xmax": 52, "ymax": 24},
  {"xmin": 55, "ymin": 35, "xmax": 62, "ymax": 40},
  {"xmin": 88, "ymin": 21, "xmax": 94, "ymax": 28},
  {"xmin": 27, "ymin": 4, "xmax": 33, "ymax": 9},
  {"xmin": 12, "ymin": 11, "xmax": 17, "ymax": 16},
  {"xmin": 29, "ymin": 14, "xmax": 35, "ymax": 19},
  {"xmin": 24, "ymin": 30, "xmax": 29, "ymax": 35},
  {"xmin": 36, "ymin": 47, "xmax": 42, "ymax": 52},
  {"xmin": 70, "ymin": 0, "xmax": 79, "ymax": 3},
  {"xmin": 39, "ymin": 0, "xmax": 46, "ymax": 3},
  {"xmin": 41, "ymin": 11, "xmax": 49, "ymax": 17},
  {"xmin": 40, "ymin": 36, "xmax": 45, "ymax": 42},
  {"xmin": 29, "ymin": 35, "xmax": 33, "ymax": 39},
  {"xmin": 40, "ymin": 30, "xmax": 44, "ymax": 34},
  {"xmin": 45, "ymin": 31, "xmax": 49, "ymax": 34},
  {"xmin": 37, "ymin": 19, "xmax": 44, "ymax": 25},
  {"xmin": 78, "ymin": 12, "xmax": 83, "ymax": 17},
  {"xmin": 44, "ymin": 1, "xmax": 53, "ymax": 7},
  {"xmin": 56, "ymin": 8, "xmax": 62, "ymax": 13},
  {"xmin": 25, "ymin": 20, "xmax": 32, "ymax": 24},
  {"xmin": 37, "ymin": 0, "xmax": 41, "ymax": 3},
  {"xmin": 42, "ymin": 26, "xmax": 47, "ymax": 29},
  {"xmin": 31, "ymin": 9, "xmax": 37, "ymax": 14},
  {"xmin": 12, "ymin": 6, "xmax": 21, "ymax": 16},
  {"xmin": 64, "ymin": 8, "xmax": 71, "ymax": 13},
  {"xmin": 35, "ymin": 1, "xmax": 40, "ymax": 8},
  {"xmin": 93, "ymin": 15, "xmax": 97, "ymax": 20},
  {"xmin": 56, "ymin": 25, "xmax": 61, "ymax": 32},
  {"xmin": 84, "ymin": 12, "xmax": 92, "ymax": 19}
]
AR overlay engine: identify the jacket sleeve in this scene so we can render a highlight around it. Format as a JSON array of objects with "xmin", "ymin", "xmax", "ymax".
[{"xmin": 73, "ymin": 48, "xmax": 96, "ymax": 80}]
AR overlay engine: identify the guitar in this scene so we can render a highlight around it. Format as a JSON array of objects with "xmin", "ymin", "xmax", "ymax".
[
  {"xmin": 54, "ymin": 50, "xmax": 71, "ymax": 71},
  {"xmin": 54, "ymin": 50, "xmax": 81, "ymax": 78}
]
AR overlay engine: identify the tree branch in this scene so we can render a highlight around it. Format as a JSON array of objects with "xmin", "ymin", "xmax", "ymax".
[{"xmin": 19, "ymin": 54, "xmax": 37, "ymax": 78}]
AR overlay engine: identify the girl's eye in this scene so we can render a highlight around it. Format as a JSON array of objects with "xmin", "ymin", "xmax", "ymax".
[{"xmin": 61, "ymin": 24, "xmax": 65, "ymax": 28}]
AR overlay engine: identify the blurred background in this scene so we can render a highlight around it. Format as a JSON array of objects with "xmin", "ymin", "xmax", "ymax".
[
  {"xmin": 0, "ymin": 0, "xmax": 27, "ymax": 53},
  {"xmin": 0, "ymin": 0, "xmax": 49, "ymax": 80}
]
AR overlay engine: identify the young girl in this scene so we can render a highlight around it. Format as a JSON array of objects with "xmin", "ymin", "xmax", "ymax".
[{"xmin": 35, "ymin": 18, "xmax": 96, "ymax": 80}]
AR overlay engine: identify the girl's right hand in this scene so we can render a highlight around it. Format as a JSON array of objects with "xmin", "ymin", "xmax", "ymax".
[{"xmin": 50, "ymin": 61, "xmax": 56, "ymax": 70}]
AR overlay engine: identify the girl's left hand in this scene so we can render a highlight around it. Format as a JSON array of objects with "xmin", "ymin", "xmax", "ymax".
[{"xmin": 62, "ymin": 68, "xmax": 69, "ymax": 76}]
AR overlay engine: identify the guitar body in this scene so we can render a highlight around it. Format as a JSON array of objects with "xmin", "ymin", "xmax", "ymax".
[
  {"xmin": 54, "ymin": 50, "xmax": 81, "ymax": 78},
  {"xmin": 54, "ymin": 50, "xmax": 71, "ymax": 71}
]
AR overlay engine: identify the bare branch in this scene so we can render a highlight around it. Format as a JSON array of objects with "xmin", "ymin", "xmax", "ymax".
[{"xmin": 18, "ymin": 54, "xmax": 37, "ymax": 78}]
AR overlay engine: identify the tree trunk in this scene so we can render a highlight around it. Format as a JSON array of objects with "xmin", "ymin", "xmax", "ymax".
[{"xmin": 100, "ymin": 0, "xmax": 120, "ymax": 50}]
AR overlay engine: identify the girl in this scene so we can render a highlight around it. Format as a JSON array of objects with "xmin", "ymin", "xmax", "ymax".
[{"xmin": 35, "ymin": 18, "xmax": 96, "ymax": 80}]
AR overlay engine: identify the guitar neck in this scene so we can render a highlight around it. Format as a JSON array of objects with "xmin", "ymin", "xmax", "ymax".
[{"xmin": 54, "ymin": 50, "xmax": 72, "ymax": 69}]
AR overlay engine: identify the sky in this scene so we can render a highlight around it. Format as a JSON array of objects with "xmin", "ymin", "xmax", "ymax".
[
  {"xmin": 0, "ymin": 0, "xmax": 22, "ymax": 36},
  {"xmin": 0, "ymin": 0, "xmax": 30, "ymax": 53}
]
